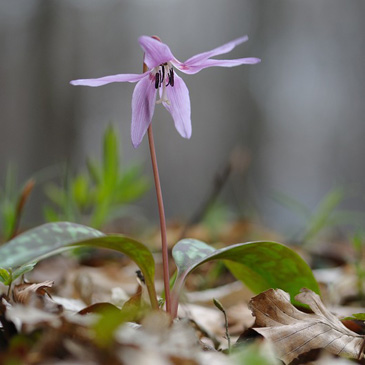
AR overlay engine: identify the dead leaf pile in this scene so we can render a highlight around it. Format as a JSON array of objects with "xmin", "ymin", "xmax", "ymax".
[
  {"xmin": 0, "ymin": 276, "xmax": 237, "ymax": 364},
  {"xmin": 249, "ymin": 288, "xmax": 365, "ymax": 364},
  {"xmin": 115, "ymin": 311, "xmax": 231, "ymax": 365}
]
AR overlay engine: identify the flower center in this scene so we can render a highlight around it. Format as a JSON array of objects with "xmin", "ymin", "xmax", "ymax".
[{"xmin": 153, "ymin": 62, "xmax": 174, "ymax": 105}]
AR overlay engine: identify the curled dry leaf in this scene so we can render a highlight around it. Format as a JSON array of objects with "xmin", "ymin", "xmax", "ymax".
[
  {"xmin": 13, "ymin": 280, "xmax": 62, "ymax": 313},
  {"xmin": 249, "ymin": 288, "xmax": 365, "ymax": 364}
]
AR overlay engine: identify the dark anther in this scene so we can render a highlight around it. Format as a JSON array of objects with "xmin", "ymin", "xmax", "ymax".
[
  {"xmin": 155, "ymin": 72, "xmax": 160, "ymax": 89},
  {"xmin": 136, "ymin": 270, "xmax": 145, "ymax": 284},
  {"xmin": 170, "ymin": 69, "xmax": 174, "ymax": 87},
  {"xmin": 167, "ymin": 69, "xmax": 174, "ymax": 87}
]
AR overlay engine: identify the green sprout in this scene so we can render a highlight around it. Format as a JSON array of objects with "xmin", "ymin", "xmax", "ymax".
[
  {"xmin": 0, "ymin": 263, "xmax": 36, "ymax": 297},
  {"xmin": 352, "ymin": 232, "xmax": 365, "ymax": 305},
  {"xmin": 0, "ymin": 165, "xmax": 35, "ymax": 242},
  {"xmin": 273, "ymin": 187, "xmax": 365, "ymax": 246},
  {"xmin": 44, "ymin": 125, "xmax": 149, "ymax": 229}
]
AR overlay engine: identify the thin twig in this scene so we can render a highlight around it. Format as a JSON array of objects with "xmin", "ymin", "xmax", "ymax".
[{"xmin": 180, "ymin": 147, "xmax": 250, "ymax": 239}]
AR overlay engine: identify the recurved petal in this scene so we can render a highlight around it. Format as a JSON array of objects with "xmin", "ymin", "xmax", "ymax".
[
  {"xmin": 131, "ymin": 76, "xmax": 157, "ymax": 148},
  {"xmin": 70, "ymin": 72, "xmax": 148, "ymax": 87},
  {"xmin": 183, "ymin": 35, "xmax": 249, "ymax": 66},
  {"xmin": 139, "ymin": 36, "xmax": 175, "ymax": 69},
  {"xmin": 162, "ymin": 73, "xmax": 191, "ymax": 139},
  {"xmin": 177, "ymin": 57, "xmax": 261, "ymax": 75}
]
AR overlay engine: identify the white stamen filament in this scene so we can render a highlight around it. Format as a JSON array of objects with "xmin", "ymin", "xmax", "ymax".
[{"xmin": 156, "ymin": 81, "xmax": 169, "ymax": 105}]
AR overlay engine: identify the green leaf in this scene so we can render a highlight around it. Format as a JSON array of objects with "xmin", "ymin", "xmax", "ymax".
[
  {"xmin": 1, "ymin": 200, "xmax": 16, "ymax": 240},
  {"xmin": 43, "ymin": 205, "xmax": 61, "ymax": 222},
  {"xmin": 77, "ymin": 235, "xmax": 158, "ymax": 309},
  {"xmin": 0, "ymin": 222, "xmax": 158, "ymax": 308},
  {"xmin": 116, "ymin": 165, "xmax": 149, "ymax": 203},
  {"xmin": 12, "ymin": 263, "xmax": 37, "ymax": 280},
  {"xmin": 171, "ymin": 239, "xmax": 319, "ymax": 309},
  {"xmin": 71, "ymin": 174, "xmax": 90, "ymax": 208},
  {"xmin": 86, "ymin": 159, "xmax": 102, "ymax": 184},
  {"xmin": 44, "ymin": 183, "xmax": 66, "ymax": 207},
  {"xmin": 231, "ymin": 343, "xmax": 277, "ymax": 365},
  {"xmin": 352, "ymin": 232, "xmax": 363, "ymax": 252},
  {"xmin": 102, "ymin": 125, "xmax": 119, "ymax": 189},
  {"xmin": 89, "ymin": 199, "xmax": 111, "ymax": 229},
  {"xmin": 272, "ymin": 192, "xmax": 311, "ymax": 220},
  {"xmin": 92, "ymin": 305, "xmax": 137, "ymax": 348},
  {"xmin": 343, "ymin": 313, "xmax": 365, "ymax": 321},
  {"xmin": 0, "ymin": 268, "xmax": 12, "ymax": 285},
  {"xmin": 303, "ymin": 187, "xmax": 344, "ymax": 243},
  {"xmin": 0, "ymin": 222, "xmax": 103, "ymax": 269}
]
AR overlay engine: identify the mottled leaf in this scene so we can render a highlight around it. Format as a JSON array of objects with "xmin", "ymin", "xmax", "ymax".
[
  {"xmin": 75, "ymin": 235, "xmax": 158, "ymax": 309},
  {"xmin": 0, "ymin": 222, "xmax": 158, "ymax": 308},
  {"xmin": 171, "ymin": 239, "xmax": 319, "ymax": 315},
  {"xmin": 0, "ymin": 222, "xmax": 103, "ymax": 269}
]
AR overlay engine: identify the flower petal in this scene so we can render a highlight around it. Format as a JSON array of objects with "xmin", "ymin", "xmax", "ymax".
[
  {"xmin": 131, "ymin": 75, "xmax": 157, "ymax": 148},
  {"xmin": 162, "ymin": 73, "xmax": 191, "ymax": 139},
  {"xmin": 70, "ymin": 72, "xmax": 148, "ymax": 87},
  {"xmin": 176, "ymin": 57, "xmax": 261, "ymax": 75},
  {"xmin": 183, "ymin": 35, "xmax": 249, "ymax": 65},
  {"xmin": 139, "ymin": 36, "xmax": 175, "ymax": 69}
]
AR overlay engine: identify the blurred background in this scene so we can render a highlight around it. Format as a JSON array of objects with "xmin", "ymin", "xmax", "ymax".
[{"xmin": 1, "ymin": 0, "xmax": 364, "ymax": 237}]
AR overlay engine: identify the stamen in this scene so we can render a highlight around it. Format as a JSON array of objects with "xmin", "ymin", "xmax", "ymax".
[
  {"xmin": 161, "ymin": 66, "xmax": 165, "ymax": 85},
  {"xmin": 159, "ymin": 69, "xmax": 162, "ymax": 87},
  {"xmin": 155, "ymin": 72, "xmax": 160, "ymax": 89},
  {"xmin": 170, "ymin": 69, "xmax": 174, "ymax": 87},
  {"xmin": 154, "ymin": 63, "xmax": 174, "ymax": 104}
]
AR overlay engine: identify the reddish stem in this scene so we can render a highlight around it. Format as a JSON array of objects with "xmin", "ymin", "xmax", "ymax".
[
  {"xmin": 143, "ymin": 62, "xmax": 172, "ymax": 315},
  {"xmin": 9, "ymin": 178, "xmax": 35, "ymax": 240},
  {"xmin": 147, "ymin": 125, "xmax": 172, "ymax": 315}
]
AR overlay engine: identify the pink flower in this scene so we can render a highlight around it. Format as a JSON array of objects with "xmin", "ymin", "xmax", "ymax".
[{"xmin": 71, "ymin": 35, "xmax": 261, "ymax": 148}]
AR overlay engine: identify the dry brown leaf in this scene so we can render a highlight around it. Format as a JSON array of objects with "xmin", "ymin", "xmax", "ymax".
[
  {"xmin": 67, "ymin": 264, "xmax": 137, "ymax": 305},
  {"xmin": 115, "ymin": 312, "xmax": 231, "ymax": 365},
  {"xmin": 249, "ymin": 288, "xmax": 365, "ymax": 364},
  {"xmin": 6, "ymin": 304, "xmax": 62, "ymax": 333},
  {"xmin": 13, "ymin": 280, "xmax": 62, "ymax": 313}
]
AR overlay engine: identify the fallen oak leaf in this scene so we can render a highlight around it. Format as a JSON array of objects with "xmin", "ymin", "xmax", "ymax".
[{"xmin": 249, "ymin": 288, "xmax": 365, "ymax": 364}]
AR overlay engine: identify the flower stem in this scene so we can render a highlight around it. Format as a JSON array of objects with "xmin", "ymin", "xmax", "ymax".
[
  {"xmin": 143, "ymin": 62, "xmax": 172, "ymax": 315},
  {"xmin": 147, "ymin": 126, "xmax": 172, "ymax": 315}
]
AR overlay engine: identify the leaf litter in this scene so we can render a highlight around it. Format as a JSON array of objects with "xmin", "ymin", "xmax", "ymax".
[
  {"xmin": 249, "ymin": 288, "xmax": 365, "ymax": 364},
  {"xmin": 0, "ymin": 254, "xmax": 241, "ymax": 364},
  {"xmin": 1, "ymin": 221, "xmax": 365, "ymax": 364}
]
